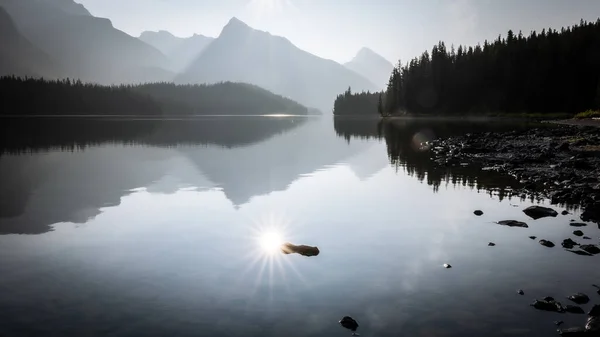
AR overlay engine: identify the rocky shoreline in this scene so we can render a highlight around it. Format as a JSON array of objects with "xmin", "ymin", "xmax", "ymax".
[{"xmin": 429, "ymin": 124, "xmax": 600, "ymax": 223}]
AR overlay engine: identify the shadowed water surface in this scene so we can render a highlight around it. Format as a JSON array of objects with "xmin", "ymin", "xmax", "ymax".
[{"xmin": 0, "ymin": 116, "xmax": 598, "ymax": 337}]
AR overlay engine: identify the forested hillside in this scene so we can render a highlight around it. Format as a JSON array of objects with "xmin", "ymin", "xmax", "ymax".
[
  {"xmin": 334, "ymin": 19, "xmax": 600, "ymax": 116},
  {"xmin": 0, "ymin": 77, "xmax": 309, "ymax": 116}
]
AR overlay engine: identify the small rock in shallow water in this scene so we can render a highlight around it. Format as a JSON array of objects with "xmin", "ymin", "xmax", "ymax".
[
  {"xmin": 280, "ymin": 243, "xmax": 320, "ymax": 257},
  {"xmin": 529, "ymin": 236, "xmax": 537, "ymax": 240},
  {"xmin": 565, "ymin": 305, "xmax": 585, "ymax": 314},
  {"xmin": 567, "ymin": 293, "xmax": 590, "ymax": 304},
  {"xmin": 517, "ymin": 289, "xmax": 524, "ymax": 295},
  {"xmin": 488, "ymin": 242, "xmax": 496, "ymax": 246},
  {"xmin": 544, "ymin": 296, "xmax": 556, "ymax": 302},
  {"xmin": 497, "ymin": 220, "xmax": 529, "ymax": 228},
  {"xmin": 474, "ymin": 210, "xmax": 483, "ymax": 216},
  {"xmin": 589, "ymin": 304, "xmax": 600, "ymax": 316},
  {"xmin": 532, "ymin": 298, "xmax": 564, "ymax": 312},
  {"xmin": 562, "ymin": 210, "xmax": 569, "ymax": 215},
  {"xmin": 562, "ymin": 238, "xmax": 579, "ymax": 249},
  {"xmin": 555, "ymin": 320, "xmax": 564, "ymax": 326},
  {"xmin": 443, "ymin": 263, "xmax": 452, "ymax": 268},
  {"xmin": 523, "ymin": 205, "xmax": 559, "ymax": 219},
  {"xmin": 573, "ymin": 230, "xmax": 584, "ymax": 237},
  {"xmin": 539, "ymin": 239, "xmax": 555, "ymax": 247},
  {"xmin": 570, "ymin": 223, "xmax": 587, "ymax": 227},
  {"xmin": 583, "ymin": 236, "xmax": 592, "ymax": 240},
  {"xmin": 339, "ymin": 316, "xmax": 359, "ymax": 334}
]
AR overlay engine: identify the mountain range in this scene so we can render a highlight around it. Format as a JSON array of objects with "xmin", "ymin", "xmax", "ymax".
[
  {"xmin": 0, "ymin": 0, "xmax": 394, "ymax": 113},
  {"xmin": 139, "ymin": 30, "xmax": 214, "ymax": 72}
]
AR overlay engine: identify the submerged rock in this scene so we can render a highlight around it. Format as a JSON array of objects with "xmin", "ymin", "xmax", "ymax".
[
  {"xmin": 517, "ymin": 289, "xmax": 525, "ymax": 295},
  {"xmin": 573, "ymin": 230, "xmax": 584, "ymax": 237},
  {"xmin": 562, "ymin": 238, "xmax": 579, "ymax": 249},
  {"xmin": 488, "ymin": 242, "xmax": 496, "ymax": 246},
  {"xmin": 565, "ymin": 305, "xmax": 585, "ymax": 314},
  {"xmin": 474, "ymin": 210, "xmax": 484, "ymax": 216},
  {"xmin": 558, "ymin": 327, "xmax": 586, "ymax": 336},
  {"xmin": 583, "ymin": 236, "xmax": 592, "ymax": 240},
  {"xmin": 523, "ymin": 205, "xmax": 558, "ymax": 220},
  {"xmin": 497, "ymin": 220, "xmax": 529, "ymax": 228},
  {"xmin": 567, "ymin": 293, "xmax": 590, "ymax": 305},
  {"xmin": 570, "ymin": 223, "xmax": 587, "ymax": 227},
  {"xmin": 555, "ymin": 320, "xmax": 564, "ymax": 326},
  {"xmin": 280, "ymin": 243, "xmax": 320, "ymax": 257},
  {"xmin": 562, "ymin": 210, "xmax": 570, "ymax": 215},
  {"xmin": 339, "ymin": 316, "xmax": 359, "ymax": 335},
  {"xmin": 540, "ymin": 239, "xmax": 555, "ymax": 247},
  {"xmin": 580, "ymin": 244, "xmax": 600, "ymax": 255},
  {"xmin": 567, "ymin": 250, "xmax": 594, "ymax": 256},
  {"xmin": 529, "ymin": 236, "xmax": 537, "ymax": 240}
]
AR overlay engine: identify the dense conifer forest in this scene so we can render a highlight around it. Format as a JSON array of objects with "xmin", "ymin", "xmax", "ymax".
[
  {"xmin": 0, "ymin": 76, "xmax": 309, "ymax": 116},
  {"xmin": 333, "ymin": 19, "xmax": 600, "ymax": 116}
]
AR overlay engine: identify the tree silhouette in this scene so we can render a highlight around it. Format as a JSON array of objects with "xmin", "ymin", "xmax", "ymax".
[{"xmin": 0, "ymin": 77, "xmax": 309, "ymax": 116}]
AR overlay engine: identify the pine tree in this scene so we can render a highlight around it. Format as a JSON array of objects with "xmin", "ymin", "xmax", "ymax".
[{"xmin": 377, "ymin": 93, "xmax": 384, "ymax": 117}]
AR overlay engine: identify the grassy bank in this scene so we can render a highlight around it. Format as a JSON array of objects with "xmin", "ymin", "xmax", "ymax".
[{"xmin": 574, "ymin": 110, "xmax": 600, "ymax": 119}]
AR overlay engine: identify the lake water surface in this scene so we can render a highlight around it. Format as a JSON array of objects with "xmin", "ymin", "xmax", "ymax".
[{"xmin": 0, "ymin": 117, "xmax": 598, "ymax": 337}]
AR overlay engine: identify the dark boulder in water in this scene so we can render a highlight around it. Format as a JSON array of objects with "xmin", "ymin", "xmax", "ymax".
[
  {"xmin": 529, "ymin": 236, "xmax": 537, "ymax": 240},
  {"xmin": 488, "ymin": 242, "xmax": 496, "ymax": 246},
  {"xmin": 523, "ymin": 205, "xmax": 558, "ymax": 220},
  {"xmin": 280, "ymin": 243, "xmax": 320, "ymax": 257},
  {"xmin": 567, "ymin": 293, "xmax": 590, "ymax": 305},
  {"xmin": 339, "ymin": 316, "xmax": 359, "ymax": 335},
  {"xmin": 562, "ymin": 210, "xmax": 569, "ymax": 215},
  {"xmin": 573, "ymin": 230, "xmax": 584, "ymax": 237},
  {"xmin": 570, "ymin": 223, "xmax": 587, "ymax": 227},
  {"xmin": 474, "ymin": 210, "xmax": 484, "ymax": 216},
  {"xmin": 539, "ymin": 239, "xmax": 555, "ymax": 247},
  {"xmin": 497, "ymin": 220, "xmax": 529, "ymax": 228}
]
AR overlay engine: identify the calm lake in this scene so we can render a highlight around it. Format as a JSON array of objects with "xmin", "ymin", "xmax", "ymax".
[{"xmin": 0, "ymin": 117, "xmax": 598, "ymax": 337}]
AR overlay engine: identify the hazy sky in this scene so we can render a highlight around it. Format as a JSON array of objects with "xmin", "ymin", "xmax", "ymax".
[{"xmin": 77, "ymin": 0, "xmax": 600, "ymax": 64}]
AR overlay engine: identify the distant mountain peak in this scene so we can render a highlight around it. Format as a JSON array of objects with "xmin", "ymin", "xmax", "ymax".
[
  {"xmin": 220, "ymin": 17, "xmax": 252, "ymax": 36},
  {"xmin": 344, "ymin": 47, "xmax": 394, "ymax": 88},
  {"xmin": 351, "ymin": 47, "xmax": 391, "ymax": 64}
]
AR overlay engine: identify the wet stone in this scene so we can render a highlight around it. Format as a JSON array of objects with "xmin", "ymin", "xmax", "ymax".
[
  {"xmin": 573, "ymin": 230, "xmax": 584, "ymax": 237},
  {"xmin": 497, "ymin": 220, "xmax": 529, "ymax": 228},
  {"xmin": 474, "ymin": 210, "xmax": 484, "ymax": 216},
  {"xmin": 539, "ymin": 239, "xmax": 555, "ymax": 247},
  {"xmin": 567, "ymin": 293, "xmax": 590, "ymax": 305}
]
